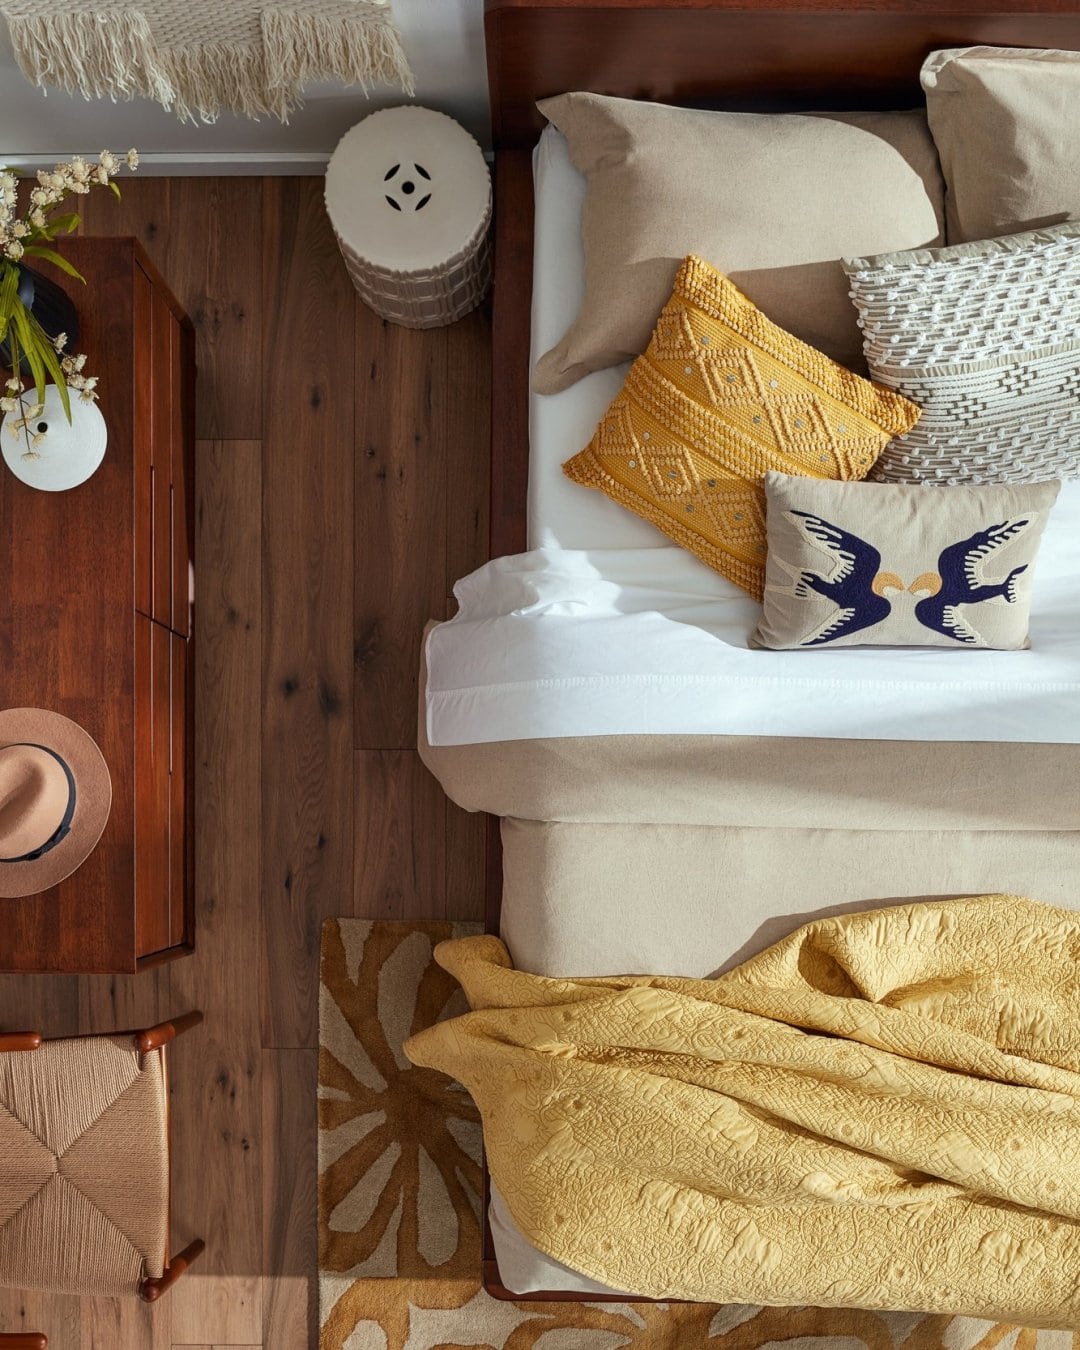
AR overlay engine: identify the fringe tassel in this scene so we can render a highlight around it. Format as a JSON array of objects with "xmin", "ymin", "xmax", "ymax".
[
  {"xmin": 263, "ymin": 6, "xmax": 416, "ymax": 102},
  {"xmin": 3, "ymin": 3, "xmax": 414, "ymax": 124},
  {"xmin": 158, "ymin": 42, "xmax": 287, "ymax": 123},
  {"xmin": 5, "ymin": 10, "xmax": 175, "ymax": 107}
]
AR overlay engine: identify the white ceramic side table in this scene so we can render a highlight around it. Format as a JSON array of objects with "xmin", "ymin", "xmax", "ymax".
[{"xmin": 325, "ymin": 105, "xmax": 492, "ymax": 329}]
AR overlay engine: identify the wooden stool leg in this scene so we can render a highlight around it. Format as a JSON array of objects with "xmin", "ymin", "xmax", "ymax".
[
  {"xmin": 0, "ymin": 1334, "xmax": 49, "ymax": 1348},
  {"xmin": 0, "ymin": 1033, "xmax": 41, "ymax": 1053},
  {"xmin": 135, "ymin": 1011, "xmax": 204, "ymax": 1053},
  {"xmin": 139, "ymin": 1238, "xmax": 206, "ymax": 1303}
]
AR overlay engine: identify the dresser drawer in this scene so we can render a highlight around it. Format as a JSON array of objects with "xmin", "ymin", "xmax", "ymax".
[
  {"xmin": 169, "ymin": 628, "xmax": 190, "ymax": 946},
  {"xmin": 135, "ymin": 268, "xmax": 191, "ymax": 637},
  {"xmin": 134, "ymin": 614, "xmax": 190, "ymax": 959},
  {"xmin": 135, "ymin": 613, "xmax": 170, "ymax": 956}
]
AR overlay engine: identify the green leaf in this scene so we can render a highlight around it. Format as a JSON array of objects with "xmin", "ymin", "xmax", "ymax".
[
  {"xmin": 12, "ymin": 303, "xmax": 47, "ymax": 409},
  {"xmin": 25, "ymin": 307, "xmax": 72, "ymax": 422},
  {"xmin": 109, "ymin": 181, "xmax": 121, "ymax": 200},
  {"xmin": 37, "ymin": 343, "xmax": 71, "ymax": 422},
  {"xmin": 20, "ymin": 245, "xmax": 85, "ymax": 282},
  {"xmin": 49, "ymin": 213, "xmax": 80, "ymax": 235},
  {"xmin": 0, "ymin": 263, "xmax": 19, "ymax": 343}
]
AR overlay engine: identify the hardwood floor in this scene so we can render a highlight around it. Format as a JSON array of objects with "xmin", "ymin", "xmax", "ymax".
[{"xmin": 0, "ymin": 177, "xmax": 491, "ymax": 1349}]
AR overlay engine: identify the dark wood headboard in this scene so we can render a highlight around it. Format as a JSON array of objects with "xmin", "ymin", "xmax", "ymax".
[{"xmin": 486, "ymin": 0, "xmax": 1080, "ymax": 147}]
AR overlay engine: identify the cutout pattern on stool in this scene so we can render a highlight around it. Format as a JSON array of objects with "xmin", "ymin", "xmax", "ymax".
[{"xmin": 384, "ymin": 162, "xmax": 433, "ymax": 213}]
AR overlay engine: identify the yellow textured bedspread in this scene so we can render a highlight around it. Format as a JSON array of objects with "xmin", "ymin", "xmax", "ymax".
[{"xmin": 404, "ymin": 895, "xmax": 1080, "ymax": 1324}]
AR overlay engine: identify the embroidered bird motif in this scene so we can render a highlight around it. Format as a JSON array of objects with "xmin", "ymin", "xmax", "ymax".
[
  {"xmin": 913, "ymin": 518, "xmax": 1033, "ymax": 644},
  {"xmin": 778, "ymin": 511, "xmax": 894, "ymax": 645}
]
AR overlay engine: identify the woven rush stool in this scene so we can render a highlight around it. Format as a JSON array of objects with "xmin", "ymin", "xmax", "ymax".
[
  {"xmin": 325, "ymin": 106, "xmax": 492, "ymax": 329},
  {"xmin": 0, "ymin": 1013, "xmax": 206, "ymax": 1348}
]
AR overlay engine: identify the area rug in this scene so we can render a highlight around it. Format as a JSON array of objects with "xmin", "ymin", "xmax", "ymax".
[
  {"xmin": 318, "ymin": 919, "xmax": 1073, "ymax": 1350},
  {"xmin": 1, "ymin": 1, "xmax": 413, "ymax": 123}
]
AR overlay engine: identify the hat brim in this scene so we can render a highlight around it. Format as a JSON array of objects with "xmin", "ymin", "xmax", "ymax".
[{"xmin": 0, "ymin": 708, "xmax": 112, "ymax": 899}]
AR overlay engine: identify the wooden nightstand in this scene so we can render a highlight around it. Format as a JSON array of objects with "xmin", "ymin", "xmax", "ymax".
[{"xmin": 0, "ymin": 237, "xmax": 195, "ymax": 973}]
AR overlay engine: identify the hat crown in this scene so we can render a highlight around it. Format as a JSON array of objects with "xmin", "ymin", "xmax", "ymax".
[{"xmin": 0, "ymin": 744, "xmax": 71, "ymax": 862}]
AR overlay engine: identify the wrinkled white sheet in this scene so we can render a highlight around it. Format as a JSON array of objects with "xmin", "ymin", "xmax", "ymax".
[{"xmin": 425, "ymin": 528, "xmax": 1080, "ymax": 745}]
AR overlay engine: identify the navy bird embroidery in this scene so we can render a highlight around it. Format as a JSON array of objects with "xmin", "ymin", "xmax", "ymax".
[
  {"xmin": 778, "ymin": 510, "xmax": 896, "ymax": 645},
  {"xmin": 913, "ymin": 518, "xmax": 1033, "ymax": 644}
]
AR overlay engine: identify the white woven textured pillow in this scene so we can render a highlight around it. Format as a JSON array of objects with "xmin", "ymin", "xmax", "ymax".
[{"xmin": 843, "ymin": 223, "xmax": 1080, "ymax": 485}]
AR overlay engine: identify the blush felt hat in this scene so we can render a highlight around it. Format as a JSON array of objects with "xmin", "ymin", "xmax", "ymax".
[{"xmin": 0, "ymin": 708, "xmax": 112, "ymax": 898}]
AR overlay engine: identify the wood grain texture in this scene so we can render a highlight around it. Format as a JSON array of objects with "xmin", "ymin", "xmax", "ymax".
[
  {"xmin": 165, "ymin": 179, "xmax": 264, "ymax": 444},
  {"xmin": 485, "ymin": 0, "xmax": 1080, "ymax": 146},
  {"xmin": 353, "ymin": 750, "xmax": 446, "ymax": 920},
  {"xmin": 80, "ymin": 179, "xmax": 264, "ymax": 442},
  {"xmin": 260, "ymin": 178, "xmax": 356, "ymax": 1050},
  {"xmin": 80, "ymin": 1297, "xmax": 170, "ymax": 1350},
  {"xmin": 354, "ymin": 318, "xmax": 449, "ymax": 749},
  {"xmin": 166, "ymin": 441, "xmax": 264, "ymax": 1349},
  {"xmin": 0, "ymin": 1293, "xmax": 77, "ymax": 1348},
  {"xmin": 0, "ymin": 173, "xmax": 491, "ymax": 1347},
  {"xmin": 488, "ymin": 150, "xmax": 532, "ymax": 560},
  {"xmin": 261, "ymin": 1049, "xmax": 317, "ymax": 1350},
  {"xmin": 443, "ymin": 306, "xmax": 492, "ymax": 612}
]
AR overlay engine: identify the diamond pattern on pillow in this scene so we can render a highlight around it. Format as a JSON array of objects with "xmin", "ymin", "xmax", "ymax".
[{"xmin": 563, "ymin": 256, "xmax": 920, "ymax": 599}]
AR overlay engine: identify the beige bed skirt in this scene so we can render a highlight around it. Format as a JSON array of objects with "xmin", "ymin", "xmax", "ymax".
[
  {"xmin": 419, "ymin": 647, "xmax": 1080, "ymax": 977},
  {"xmin": 422, "ymin": 731, "xmax": 1080, "ymax": 833}
]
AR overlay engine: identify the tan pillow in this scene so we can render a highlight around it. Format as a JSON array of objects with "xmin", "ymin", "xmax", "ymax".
[
  {"xmin": 754, "ymin": 474, "xmax": 1060, "ymax": 650},
  {"xmin": 533, "ymin": 94, "xmax": 946, "ymax": 394},
  {"xmin": 922, "ymin": 46, "xmax": 1080, "ymax": 244},
  {"xmin": 562, "ymin": 257, "xmax": 921, "ymax": 600}
]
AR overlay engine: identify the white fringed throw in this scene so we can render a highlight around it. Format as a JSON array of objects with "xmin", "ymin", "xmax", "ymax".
[{"xmin": 0, "ymin": 0, "xmax": 414, "ymax": 123}]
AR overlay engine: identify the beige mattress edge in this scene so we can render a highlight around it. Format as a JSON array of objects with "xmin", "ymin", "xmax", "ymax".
[{"xmin": 420, "ymin": 622, "xmax": 1079, "ymax": 833}]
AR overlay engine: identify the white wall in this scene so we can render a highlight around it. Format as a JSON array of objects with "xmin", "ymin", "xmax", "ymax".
[{"xmin": 0, "ymin": 0, "xmax": 489, "ymax": 171}]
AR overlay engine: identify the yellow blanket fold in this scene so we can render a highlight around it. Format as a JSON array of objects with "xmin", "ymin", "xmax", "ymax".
[{"xmin": 404, "ymin": 895, "xmax": 1080, "ymax": 1325}]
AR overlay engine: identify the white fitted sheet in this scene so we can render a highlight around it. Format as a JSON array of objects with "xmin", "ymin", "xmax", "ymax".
[
  {"xmin": 424, "ymin": 126, "xmax": 1080, "ymax": 749},
  {"xmin": 426, "ymin": 516, "xmax": 1080, "ymax": 745},
  {"xmin": 527, "ymin": 128, "xmax": 651, "ymax": 550}
]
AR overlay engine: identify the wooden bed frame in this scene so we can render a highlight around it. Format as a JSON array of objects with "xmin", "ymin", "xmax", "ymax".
[{"xmin": 480, "ymin": 0, "xmax": 1080, "ymax": 1300}]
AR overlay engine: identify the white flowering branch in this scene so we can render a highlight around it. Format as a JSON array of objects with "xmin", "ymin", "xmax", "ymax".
[{"xmin": 0, "ymin": 149, "xmax": 138, "ymax": 447}]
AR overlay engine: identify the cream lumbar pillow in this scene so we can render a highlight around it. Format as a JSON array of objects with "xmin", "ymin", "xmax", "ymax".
[
  {"xmin": 754, "ymin": 473, "xmax": 1060, "ymax": 650},
  {"xmin": 922, "ymin": 46, "xmax": 1080, "ymax": 244},
  {"xmin": 843, "ymin": 222, "xmax": 1080, "ymax": 486},
  {"xmin": 533, "ymin": 93, "xmax": 946, "ymax": 394}
]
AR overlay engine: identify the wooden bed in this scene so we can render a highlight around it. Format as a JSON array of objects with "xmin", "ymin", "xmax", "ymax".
[{"xmin": 479, "ymin": 0, "xmax": 1080, "ymax": 1300}]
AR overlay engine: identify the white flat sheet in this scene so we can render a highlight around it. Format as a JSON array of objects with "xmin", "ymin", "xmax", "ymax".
[
  {"xmin": 424, "ymin": 127, "xmax": 1080, "ymax": 749},
  {"xmin": 426, "ymin": 516, "xmax": 1080, "ymax": 745}
]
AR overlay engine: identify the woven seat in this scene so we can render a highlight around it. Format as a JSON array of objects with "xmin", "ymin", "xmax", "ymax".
[{"xmin": 0, "ymin": 1036, "xmax": 169, "ymax": 1297}]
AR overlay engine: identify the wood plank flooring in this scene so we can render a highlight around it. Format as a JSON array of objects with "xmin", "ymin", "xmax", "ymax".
[{"xmin": 0, "ymin": 177, "xmax": 491, "ymax": 1350}]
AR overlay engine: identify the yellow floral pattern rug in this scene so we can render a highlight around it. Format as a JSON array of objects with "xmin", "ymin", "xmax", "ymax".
[{"xmin": 318, "ymin": 919, "xmax": 1077, "ymax": 1350}]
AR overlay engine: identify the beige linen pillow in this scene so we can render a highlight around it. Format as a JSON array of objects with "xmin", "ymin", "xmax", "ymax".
[
  {"xmin": 754, "ymin": 473, "xmax": 1060, "ymax": 650},
  {"xmin": 922, "ymin": 46, "xmax": 1080, "ymax": 243},
  {"xmin": 533, "ymin": 94, "xmax": 946, "ymax": 394}
]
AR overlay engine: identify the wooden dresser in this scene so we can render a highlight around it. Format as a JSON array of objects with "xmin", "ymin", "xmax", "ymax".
[{"xmin": 0, "ymin": 238, "xmax": 195, "ymax": 973}]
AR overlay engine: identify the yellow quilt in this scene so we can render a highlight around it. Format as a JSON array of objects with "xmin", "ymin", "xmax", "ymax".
[{"xmin": 404, "ymin": 895, "xmax": 1080, "ymax": 1326}]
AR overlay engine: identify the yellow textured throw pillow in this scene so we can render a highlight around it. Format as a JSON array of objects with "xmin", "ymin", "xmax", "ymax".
[{"xmin": 563, "ymin": 256, "xmax": 921, "ymax": 598}]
